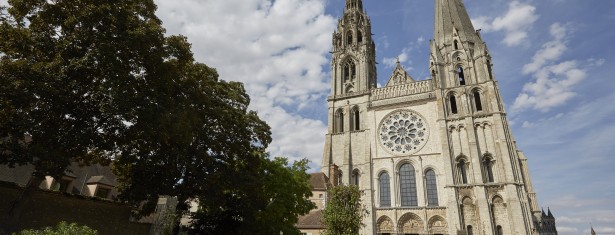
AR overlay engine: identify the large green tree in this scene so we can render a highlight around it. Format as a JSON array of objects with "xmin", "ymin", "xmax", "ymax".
[
  {"xmin": 0, "ymin": 0, "xmax": 296, "ymax": 233},
  {"xmin": 322, "ymin": 185, "xmax": 369, "ymax": 235},
  {"xmin": 0, "ymin": 0, "xmax": 173, "ymax": 231},
  {"xmin": 188, "ymin": 157, "xmax": 315, "ymax": 234}
]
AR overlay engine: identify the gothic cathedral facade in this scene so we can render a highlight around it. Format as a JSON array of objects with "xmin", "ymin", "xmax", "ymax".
[{"xmin": 320, "ymin": 0, "xmax": 557, "ymax": 234}]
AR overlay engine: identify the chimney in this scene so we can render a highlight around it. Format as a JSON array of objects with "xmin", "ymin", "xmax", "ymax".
[{"xmin": 329, "ymin": 164, "xmax": 340, "ymax": 187}]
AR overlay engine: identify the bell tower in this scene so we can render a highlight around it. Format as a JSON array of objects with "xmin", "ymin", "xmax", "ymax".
[
  {"xmin": 331, "ymin": 0, "xmax": 376, "ymax": 96},
  {"xmin": 430, "ymin": 0, "xmax": 494, "ymax": 90}
]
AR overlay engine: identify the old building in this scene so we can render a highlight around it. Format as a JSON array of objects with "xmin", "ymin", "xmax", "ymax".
[
  {"xmin": 296, "ymin": 172, "xmax": 329, "ymax": 235},
  {"xmin": 321, "ymin": 0, "xmax": 557, "ymax": 234}
]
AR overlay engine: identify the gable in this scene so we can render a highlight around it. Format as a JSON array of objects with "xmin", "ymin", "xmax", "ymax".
[{"xmin": 385, "ymin": 62, "xmax": 414, "ymax": 87}]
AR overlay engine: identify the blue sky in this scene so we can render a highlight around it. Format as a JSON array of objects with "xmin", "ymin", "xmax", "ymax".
[
  {"xmin": 151, "ymin": 1, "xmax": 613, "ymax": 233},
  {"xmin": 2, "ymin": 0, "xmax": 613, "ymax": 233}
]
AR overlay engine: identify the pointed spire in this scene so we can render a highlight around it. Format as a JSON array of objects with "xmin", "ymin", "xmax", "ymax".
[
  {"xmin": 547, "ymin": 207, "xmax": 553, "ymax": 218},
  {"xmin": 345, "ymin": 0, "xmax": 363, "ymax": 11},
  {"xmin": 541, "ymin": 208, "xmax": 547, "ymax": 217},
  {"xmin": 434, "ymin": 0, "xmax": 481, "ymax": 46}
]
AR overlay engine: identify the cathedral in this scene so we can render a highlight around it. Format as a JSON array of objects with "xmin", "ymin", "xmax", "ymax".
[{"xmin": 320, "ymin": 0, "xmax": 558, "ymax": 234}]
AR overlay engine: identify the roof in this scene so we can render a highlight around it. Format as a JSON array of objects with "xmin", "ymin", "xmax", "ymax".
[
  {"xmin": 0, "ymin": 164, "xmax": 35, "ymax": 187},
  {"xmin": 309, "ymin": 172, "xmax": 328, "ymax": 190},
  {"xmin": 296, "ymin": 210, "xmax": 325, "ymax": 229},
  {"xmin": 0, "ymin": 162, "xmax": 118, "ymax": 188},
  {"xmin": 86, "ymin": 175, "xmax": 116, "ymax": 187}
]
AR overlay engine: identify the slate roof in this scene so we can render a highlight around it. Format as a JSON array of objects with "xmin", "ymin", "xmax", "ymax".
[
  {"xmin": 309, "ymin": 172, "xmax": 328, "ymax": 191},
  {"xmin": 296, "ymin": 210, "xmax": 325, "ymax": 229},
  {"xmin": 0, "ymin": 162, "xmax": 118, "ymax": 196}
]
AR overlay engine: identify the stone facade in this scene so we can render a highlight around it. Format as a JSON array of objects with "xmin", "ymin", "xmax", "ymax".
[{"xmin": 321, "ymin": 0, "xmax": 557, "ymax": 234}]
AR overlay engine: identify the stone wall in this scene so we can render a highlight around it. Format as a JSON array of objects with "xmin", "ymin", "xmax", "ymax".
[{"xmin": 0, "ymin": 182, "xmax": 150, "ymax": 235}]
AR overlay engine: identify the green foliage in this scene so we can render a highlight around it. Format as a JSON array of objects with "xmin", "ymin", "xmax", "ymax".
[
  {"xmin": 188, "ymin": 156, "xmax": 315, "ymax": 235},
  {"xmin": 0, "ymin": 0, "xmax": 169, "ymax": 178},
  {"xmin": 322, "ymin": 185, "xmax": 369, "ymax": 235},
  {"xmin": 0, "ymin": 0, "xmax": 276, "ymax": 232},
  {"xmin": 12, "ymin": 221, "xmax": 97, "ymax": 235}
]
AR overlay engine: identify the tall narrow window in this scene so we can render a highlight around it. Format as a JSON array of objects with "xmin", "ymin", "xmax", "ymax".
[
  {"xmin": 457, "ymin": 66, "xmax": 465, "ymax": 85},
  {"xmin": 379, "ymin": 172, "xmax": 391, "ymax": 207},
  {"xmin": 357, "ymin": 30, "xmax": 363, "ymax": 43},
  {"xmin": 399, "ymin": 163, "xmax": 418, "ymax": 207},
  {"xmin": 425, "ymin": 170, "xmax": 439, "ymax": 206},
  {"xmin": 487, "ymin": 60, "xmax": 493, "ymax": 80},
  {"xmin": 467, "ymin": 225, "xmax": 473, "ymax": 235},
  {"xmin": 352, "ymin": 169, "xmax": 360, "ymax": 186},
  {"xmin": 335, "ymin": 109, "xmax": 344, "ymax": 133},
  {"xmin": 458, "ymin": 160, "xmax": 468, "ymax": 184},
  {"xmin": 454, "ymin": 40, "xmax": 459, "ymax": 50},
  {"xmin": 483, "ymin": 157, "xmax": 494, "ymax": 183},
  {"xmin": 352, "ymin": 108, "xmax": 360, "ymax": 131},
  {"xmin": 450, "ymin": 95, "xmax": 458, "ymax": 114},
  {"xmin": 347, "ymin": 31, "xmax": 353, "ymax": 45},
  {"xmin": 474, "ymin": 90, "xmax": 483, "ymax": 111},
  {"xmin": 496, "ymin": 225, "xmax": 503, "ymax": 235},
  {"xmin": 343, "ymin": 60, "xmax": 356, "ymax": 82}
]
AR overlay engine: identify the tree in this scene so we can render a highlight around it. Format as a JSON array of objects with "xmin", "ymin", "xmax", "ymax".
[
  {"xmin": 188, "ymin": 157, "xmax": 316, "ymax": 235},
  {"xmin": 0, "ymin": 0, "xmax": 173, "ymax": 231},
  {"xmin": 322, "ymin": 185, "xmax": 369, "ymax": 235},
  {"xmin": 12, "ymin": 221, "xmax": 97, "ymax": 235},
  {"xmin": 0, "ymin": 0, "xmax": 273, "ymax": 233}
]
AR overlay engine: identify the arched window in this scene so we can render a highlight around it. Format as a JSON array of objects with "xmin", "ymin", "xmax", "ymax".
[
  {"xmin": 483, "ymin": 157, "xmax": 494, "ymax": 183},
  {"xmin": 467, "ymin": 225, "xmax": 473, "ymax": 235},
  {"xmin": 449, "ymin": 95, "xmax": 458, "ymax": 114},
  {"xmin": 347, "ymin": 31, "xmax": 353, "ymax": 45},
  {"xmin": 425, "ymin": 169, "xmax": 439, "ymax": 206},
  {"xmin": 357, "ymin": 30, "xmax": 363, "ymax": 44},
  {"xmin": 352, "ymin": 169, "xmax": 360, "ymax": 186},
  {"xmin": 343, "ymin": 60, "xmax": 356, "ymax": 81},
  {"xmin": 399, "ymin": 163, "xmax": 418, "ymax": 207},
  {"xmin": 351, "ymin": 107, "xmax": 360, "ymax": 131},
  {"xmin": 454, "ymin": 40, "xmax": 459, "ymax": 50},
  {"xmin": 496, "ymin": 225, "xmax": 503, "ymax": 235},
  {"xmin": 458, "ymin": 159, "xmax": 468, "ymax": 184},
  {"xmin": 457, "ymin": 66, "xmax": 466, "ymax": 85},
  {"xmin": 379, "ymin": 172, "xmax": 391, "ymax": 207},
  {"xmin": 473, "ymin": 90, "xmax": 483, "ymax": 111},
  {"xmin": 338, "ymin": 170, "xmax": 343, "ymax": 185},
  {"xmin": 335, "ymin": 109, "xmax": 344, "ymax": 133}
]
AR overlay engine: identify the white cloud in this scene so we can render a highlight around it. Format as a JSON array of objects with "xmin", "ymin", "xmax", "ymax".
[
  {"xmin": 416, "ymin": 36, "xmax": 425, "ymax": 44},
  {"xmin": 153, "ymin": 0, "xmax": 335, "ymax": 165},
  {"xmin": 588, "ymin": 57, "xmax": 606, "ymax": 67},
  {"xmin": 523, "ymin": 23, "xmax": 569, "ymax": 74},
  {"xmin": 512, "ymin": 23, "xmax": 586, "ymax": 113},
  {"xmin": 382, "ymin": 47, "xmax": 412, "ymax": 69},
  {"xmin": 471, "ymin": 1, "xmax": 538, "ymax": 46}
]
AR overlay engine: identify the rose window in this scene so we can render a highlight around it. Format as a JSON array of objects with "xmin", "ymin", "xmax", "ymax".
[{"xmin": 379, "ymin": 110, "xmax": 429, "ymax": 155}]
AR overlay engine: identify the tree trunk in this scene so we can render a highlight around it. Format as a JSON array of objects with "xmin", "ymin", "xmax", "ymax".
[{"xmin": 0, "ymin": 174, "xmax": 45, "ymax": 234}]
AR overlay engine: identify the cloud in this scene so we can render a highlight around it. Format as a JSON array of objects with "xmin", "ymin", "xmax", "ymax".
[
  {"xmin": 471, "ymin": 1, "xmax": 538, "ymax": 46},
  {"xmin": 588, "ymin": 57, "xmax": 606, "ymax": 67},
  {"xmin": 382, "ymin": 47, "xmax": 412, "ymax": 68},
  {"xmin": 153, "ymin": 0, "xmax": 335, "ymax": 165},
  {"xmin": 523, "ymin": 23, "xmax": 569, "ymax": 74},
  {"xmin": 512, "ymin": 23, "xmax": 586, "ymax": 113}
]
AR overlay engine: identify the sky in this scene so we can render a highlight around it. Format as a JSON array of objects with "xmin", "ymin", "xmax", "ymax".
[{"xmin": 2, "ymin": 0, "xmax": 614, "ymax": 234}]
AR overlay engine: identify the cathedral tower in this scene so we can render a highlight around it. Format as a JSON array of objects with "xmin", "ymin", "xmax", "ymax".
[
  {"xmin": 331, "ymin": 0, "xmax": 377, "ymax": 96},
  {"xmin": 321, "ymin": 0, "xmax": 556, "ymax": 234}
]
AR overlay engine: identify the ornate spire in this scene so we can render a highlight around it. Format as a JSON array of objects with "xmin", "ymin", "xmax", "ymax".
[
  {"xmin": 434, "ymin": 0, "xmax": 480, "ymax": 46},
  {"xmin": 345, "ymin": 0, "xmax": 363, "ymax": 11}
]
